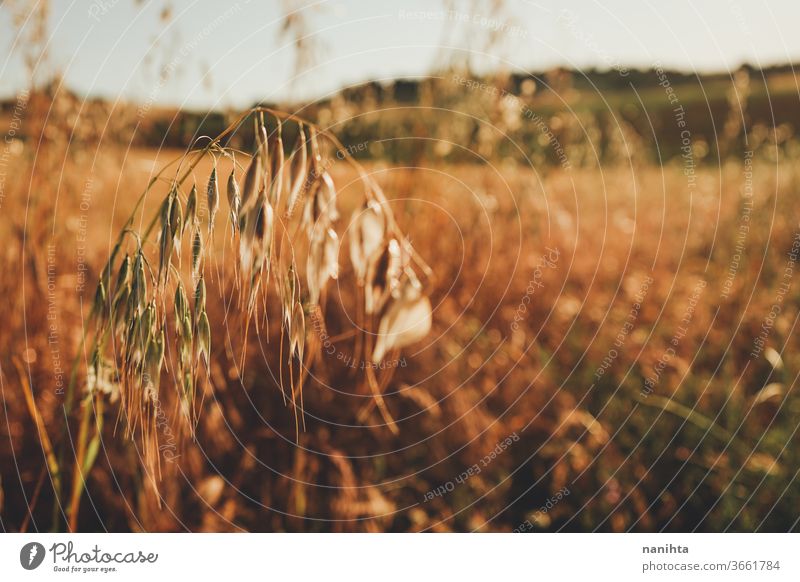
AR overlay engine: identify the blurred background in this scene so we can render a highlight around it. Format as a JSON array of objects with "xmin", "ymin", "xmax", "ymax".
[{"xmin": 2, "ymin": 0, "xmax": 800, "ymax": 532}]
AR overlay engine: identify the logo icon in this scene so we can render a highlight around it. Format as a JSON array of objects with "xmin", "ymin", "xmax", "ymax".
[{"xmin": 20, "ymin": 542, "xmax": 46, "ymax": 570}]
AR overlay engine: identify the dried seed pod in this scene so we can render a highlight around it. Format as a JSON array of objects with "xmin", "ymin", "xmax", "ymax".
[
  {"xmin": 290, "ymin": 301, "xmax": 305, "ymax": 360},
  {"xmin": 139, "ymin": 301, "xmax": 156, "ymax": 349},
  {"xmin": 158, "ymin": 197, "xmax": 174, "ymax": 278},
  {"xmin": 127, "ymin": 301, "xmax": 155, "ymax": 373},
  {"xmin": 159, "ymin": 192, "xmax": 173, "ymax": 226},
  {"xmin": 303, "ymin": 171, "xmax": 338, "ymax": 234},
  {"xmin": 365, "ymin": 239, "xmax": 402, "ymax": 315},
  {"xmin": 124, "ymin": 310, "xmax": 142, "ymax": 365},
  {"xmin": 227, "ymin": 169, "xmax": 241, "ymax": 231},
  {"xmin": 372, "ymin": 277, "xmax": 432, "ymax": 362},
  {"xmin": 130, "ymin": 252, "xmax": 148, "ymax": 312},
  {"xmin": 92, "ymin": 277, "xmax": 107, "ymax": 318},
  {"xmin": 309, "ymin": 125, "xmax": 321, "ymax": 165},
  {"xmin": 349, "ymin": 200, "xmax": 385, "ymax": 283},
  {"xmin": 279, "ymin": 261, "xmax": 297, "ymax": 329},
  {"xmin": 253, "ymin": 199, "xmax": 274, "ymax": 274},
  {"xmin": 143, "ymin": 328, "xmax": 165, "ymax": 401},
  {"xmin": 239, "ymin": 196, "xmax": 274, "ymax": 279},
  {"xmin": 177, "ymin": 315, "xmax": 193, "ymax": 366},
  {"xmin": 257, "ymin": 116, "xmax": 270, "ymax": 181},
  {"xmin": 306, "ymin": 225, "xmax": 339, "ymax": 304},
  {"xmin": 113, "ymin": 255, "xmax": 132, "ymax": 299},
  {"xmin": 191, "ymin": 227, "xmax": 203, "ymax": 280},
  {"xmin": 240, "ymin": 153, "xmax": 263, "ymax": 219},
  {"xmin": 286, "ymin": 124, "xmax": 308, "ymax": 215},
  {"xmin": 184, "ymin": 183, "xmax": 198, "ymax": 233},
  {"xmin": 169, "ymin": 192, "xmax": 183, "ymax": 242},
  {"xmin": 195, "ymin": 311, "xmax": 211, "ymax": 366},
  {"xmin": 194, "ymin": 276, "xmax": 206, "ymax": 321},
  {"xmin": 174, "ymin": 282, "xmax": 189, "ymax": 335},
  {"xmin": 111, "ymin": 255, "xmax": 132, "ymax": 329},
  {"xmin": 269, "ymin": 120, "xmax": 284, "ymax": 207},
  {"xmin": 207, "ymin": 167, "xmax": 219, "ymax": 233},
  {"xmin": 180, "ymin": 315, "xmax": 193, "ymax": 347},
  {"xmin": 296, "ymin": 127, "xmax": 322, "ymax": 215},
  {"xmin": 87, "ymin": 348, "xmax": 119, "ymax": 400}
]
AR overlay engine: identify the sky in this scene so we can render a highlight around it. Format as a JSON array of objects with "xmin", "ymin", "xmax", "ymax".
[{"xmin": 2, "ymin": 0, "xmax": 800, "ymax": 109}]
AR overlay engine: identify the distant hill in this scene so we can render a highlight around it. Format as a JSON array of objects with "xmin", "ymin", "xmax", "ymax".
[{"xmin": 3, "ymin": 63, "xmax": 799, "ymax": 165}]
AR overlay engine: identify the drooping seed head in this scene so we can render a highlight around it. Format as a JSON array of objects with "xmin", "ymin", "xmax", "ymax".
[
  {"xmin": 169, "ymin": 192, "xmax": 183, "ymax": 241},
  {"xmin": 240, "ymin": 153, "xmax": 263, "ymax": 218},
  {"xmin": 286, "ymin": 124, "xmax": 308, "ymax": 215},
  {"xmin": 143, "ymin": 327, "xmax": 165, "ymax": 401},
  {"xmin": 227, "ymin": 169, "xmax": 241, "ymax": 229},
  {"xmin": 92, "ymin": 277, "xmax": 107, "ymax": 321},
  {"xmin": 195, "ymin": 311, "xmax": 211, "ymax": 365},
  {"xmin": 207, "ymin": 167, "xmax": 219, "ymax": 233},
  {"xmin": 257, "ymin": 116, "xmax": 271, "ymax": 183},
  {"xmin": 131, "ymin": 252, "xmax": 148, "ymax": 312},
  {"xmin": 290, "ymin": 301, "xmax": 305, "ymax": 360},
  {"xmin": 111, "ymin": 254, "xmax": 132, "ymax": 327},
  {"xmin": 174, "ymin": 281, "xmax": 189, "ymax": 334},
  {"xmin": 307, "ymin": 225, "xmax": 339, "ymax": 305},
  {"xmin": 349, "ymin": 200, "xmax": 385, "ymax": 283},
  {"xmin": 251, "ymin": 199, "xmax": 274, "ymax": 274},
  {"xmin": 365, "ymin": 238, "xmax": 402, "ymax": 314},
  {"xmin": 185, "ymin": 183, "xmax": 198, "ymax": 232},
  {"xmin": 114, "ymin": 255, "xmax": 131, "ymax": 295},
  {"xmin": 372, "ymin": 276, "xmax": 432, "ymax": 362},
  {"xmin": 194, "ymin": 276, "xmax": 206, "ymax": 320},
  {"xmin": 269, "ymin": 120, "xmax": 284, "ymax": 207},
  {"xmin": 191, "ymin": 227, "xmax": 203, "ymax": 279}
]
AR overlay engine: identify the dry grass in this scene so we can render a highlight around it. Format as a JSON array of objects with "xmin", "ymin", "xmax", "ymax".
[{"xmin": 2, "ymin": 92, "xmax": 800, "ymax": 531}]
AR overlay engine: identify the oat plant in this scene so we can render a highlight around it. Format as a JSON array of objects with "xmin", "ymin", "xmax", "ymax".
[{"xmin": 61, "ymin": 108, "xmax": 434, "ymax": 530}]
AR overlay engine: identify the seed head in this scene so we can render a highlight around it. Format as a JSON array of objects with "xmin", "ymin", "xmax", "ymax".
[
  {"xmin": 227, "ymin": 169, "xmax": 241, "ymax": 231},
  {"xmin": 184, "ymin": 183, "xmax": 198, "ymax": 232},
  {"xmin": 207, "ymin": 167, "xmax": 219, "ymax": 233}
]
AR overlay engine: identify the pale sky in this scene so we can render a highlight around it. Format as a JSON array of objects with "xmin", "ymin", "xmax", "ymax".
[{"xmin": 1, "ymin": 0, "xmax": 799, "ymax": 109}]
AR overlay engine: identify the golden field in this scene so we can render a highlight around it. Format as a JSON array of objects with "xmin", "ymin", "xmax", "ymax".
[{"xmin": 2, "ymin": 96, "xmax": 799, "ymax": 534}]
